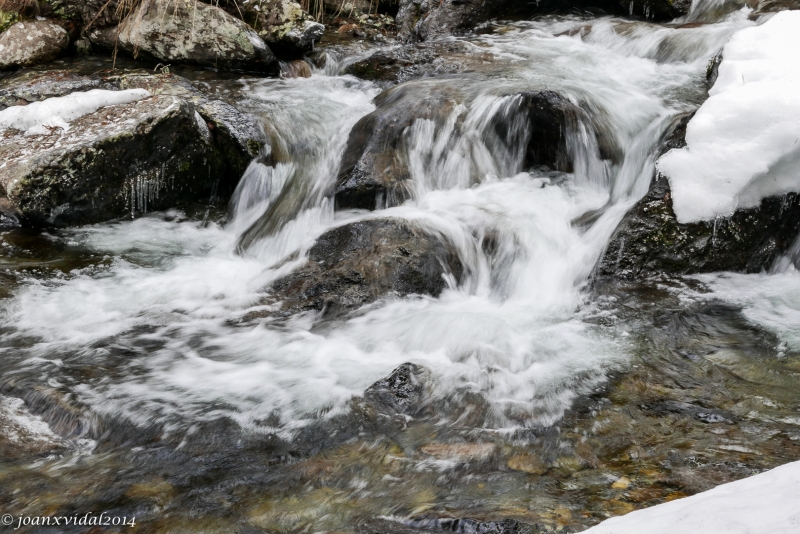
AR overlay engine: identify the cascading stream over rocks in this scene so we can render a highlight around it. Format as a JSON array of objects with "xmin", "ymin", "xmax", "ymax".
[{"xmin": 2, "ymin": 0, "xmax": 800, "ymax": 531}]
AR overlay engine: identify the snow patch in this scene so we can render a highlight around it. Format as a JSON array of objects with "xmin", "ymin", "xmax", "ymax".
[
  {"xmin": 657, "ymin": 10, "xmax": 800, "ymax": 223},
  {"xmin": 0, "ymin": 89, "xmax": 151, "ymax": 136},
  {"xmin": 583, "ymin": 460, "xmax": 800, "ymax": 534}
]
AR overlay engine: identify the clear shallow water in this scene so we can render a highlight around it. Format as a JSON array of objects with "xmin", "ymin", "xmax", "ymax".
[{"xmin": 3, "ymin": 5, "xmax": 800, "ymax": 533}]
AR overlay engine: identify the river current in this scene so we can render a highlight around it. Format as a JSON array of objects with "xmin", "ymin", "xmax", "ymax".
[{"xmin": 2, "ymin": 3, "xmax": 800, "ymax": 532}]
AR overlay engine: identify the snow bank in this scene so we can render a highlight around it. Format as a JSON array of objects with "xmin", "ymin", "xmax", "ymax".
[
  {"xmin": 657, "ymin": 10, "xmax": 800, "ymax": 223},
  {"xmin": 0, "ymin": 89, "xmax": 150, "ymax": 136},
  {"xmin": 582, "ymin": 460, "xmax": 800, "ymax": 534}
]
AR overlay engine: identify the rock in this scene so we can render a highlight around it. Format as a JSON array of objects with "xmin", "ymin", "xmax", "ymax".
[
  {"xmin": 0, "ymin": 69, "xmax": 110, "ymax": 109},
  {"xmin": 323, "ymin": 0, "xmax": 396, "ymax": 16},
  {"xmin": 0, "ymin": 20, "xmax": 70, "ymax": 69},
  {"xmin": 396, "ymin": 0, "xmax": 598, "ymax": 42},
  {"xmin": 597, "ymin": 113, "xmax": 800, "ymax": 277},
  {"xmin": 750, "ymin": 0, "xmax": 800, "ymax": 18},
  {"xmin": 200, "ymin": 0, "xmax": 324, "ymax": 57},
  {"xmin": 46, "ymin": 0, "xmax": 123, "ymax": 29},
  {"xmin": 364, "ymin": 363, "xmax": 431, "ymax": 416},
  {"xmin": 265, "ymin": 218, "xmax": 463, "ymax": 316},
  {"xmin": 611, "ymin": 476, "xmax": 631, "ymax": 489},
  {"xmin": 334, "ymin": 83, "xmax": 459, "ymax": 210},
  {"xmin": 0, "ymin": 94, "xmax": 230, "ymax": 226},
  {"xmin": 396, "ymin": 0, "xmax": 496, "ymax": 42},
  {"xmin": 89, "ymin": 0, "xmax": 278, "ymax": 74},
  {"xmin": 418, "ymin": 442, "xmax": 497, "ymax": 460},
  {"xmin": 0, "ymin": 395, "xmax": 65, "ymax": 461},
  {"xmin": 344, "ymin": 40, "xmax": 494, "ymax": 85},
  {"xmin": 706, "ymin": 51, "xmax": 722, "ymax": 87},
  {"xmin": 109, "ymin": 71, "xmax": 264, "ymax": 175},
  {"xmin": 0, "ymin": 69, "xmax": 263, "ymax": 180},
  {"xmin": 334, "ymin": 86, "xmax": 588, "ymax": 211},
  {"xmin": 616, "ymin": 0, "xmax": 691, "ymax": 20},
  {"xmin": 272, "ymin": 19, "xmax": 325, "ymax": 56},
  {"xmin": 507, "ymin": 454, "xmax": 549, "ymax": 475}
]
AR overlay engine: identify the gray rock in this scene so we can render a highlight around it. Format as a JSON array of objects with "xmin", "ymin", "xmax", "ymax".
[
  {"xmin": 0, "ymin": 20, "xmax": 70, "ymax": 69},
  {"xmin": 0, "ymin": 94, "xmax": 230, "ymax": 226},
  {"xmin": 334, "ymin": 86, "xmax": 589, "ymax": 211},
  {"xmin": 266, "ymin": 218, "xmax": 463, "ymax": 316},
  {"xmin": 597, "ymin": 114, "xmax": 800, "ymax": 277},
  {"xmin": 89, "ymin": 0, "xmax": 278, "ymax": 74},
  {"xmin": 364, "ymin": 363, "xmax": 431, "ymax": 416},
  {"xmin": 199, "ymin": 0, "xmax": 325, "ymax": 56}
]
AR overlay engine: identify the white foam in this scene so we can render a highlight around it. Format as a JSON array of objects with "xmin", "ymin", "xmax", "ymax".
[
  {"xmin": 583, "ymin": 460, "xmax": 800, "ymax": 534},
  {"xmin": 0, "ymin": 89, "xmax": 151, "ymax": 136},
  {"xmin": 658, "ymin": 10, "xmax": 800, "ymax": 223}
]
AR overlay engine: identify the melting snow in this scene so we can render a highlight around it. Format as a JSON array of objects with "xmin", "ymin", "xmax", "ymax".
[
  {"xmin": 657, "ymin": 10, "xmax": 800, "ymax": 223},
  {"xmin": 0, "ymin": 88, "xmax": 150, "ymax": 136}
]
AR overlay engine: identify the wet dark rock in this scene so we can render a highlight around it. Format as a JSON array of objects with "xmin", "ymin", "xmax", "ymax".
[
  {"xmin": 334, "ymin": 83, "xmax": 459, "ymax": 210},
  {"xmin": 109, "ymin": 71, "xmax": 264, "ymax": 175},
  {"xmin": 267, "ymin": 218, "xmax": 463, "ymax": 316},
  {"xmin": 89, "ymin": 0, "xmax": 278, "ymax": 74},
  {"xmin": 617, "ymin": 0, "xmax": 692, "ymax": 21},
  {"xmin": 0, "ymin": 69, "xmax": 263, "ymax": 210},
  {"xmin": 0, "ymin": 20, "xmax": 70, "ymax": 70},
  {"xmin": 597, "ymin": 113, "xmax": 800, "ymax": 277},
  {"xmin": 364, "ymin": 363, "xmax": 431, "ymax": 416},
  {"xmin": 706, "ymin": 51, "xmax": 722, "ymax": 87},
  {"xmin": 0, "ymin": 95, "xmax": 230, "ymax": 226},
  {"xmin": 344, "ymin": 40, "xmax": 493, "ymax": 85},
  {"xmin": 396, "ymin": 0, "xmax": 619, "ymax": 42},
  {"xmin": 335, "ymin": 86, "xmax": 587, "ymax": 210}
]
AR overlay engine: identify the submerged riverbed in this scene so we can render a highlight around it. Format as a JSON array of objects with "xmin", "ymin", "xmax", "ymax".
[{"xmin": 1, "ymin": 3, "xmax": 800, "ymax": 533}]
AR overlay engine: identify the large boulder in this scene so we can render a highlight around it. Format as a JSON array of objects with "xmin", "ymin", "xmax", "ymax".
[
  {"xmin": 266, "ymin": 218, "xmax": 463, "ymax": 316},
  {"xmin": 0, "ymin": 20, "xmax": 70, "ymax": 69},
  {"xmin": 89, "ymin": 0, "xmax": 278, "ymax": 74},
  {"xmin": 334, "ymin": 85, "xmax": 590, "ymax": 211},
  {"xmin": 0, "ymin": 69, "xmax": 263, "ymax": 179},
  {"xmin": 0, "ymin": 93, "xmax": 232, "ymax": 226},
  {"xmin": 597, "ymin": 114, "xmax": 800, "ymax": 277}
]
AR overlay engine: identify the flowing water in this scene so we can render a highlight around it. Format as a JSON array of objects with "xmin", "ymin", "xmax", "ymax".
[{"xmin": 2, "ymin": 5, "xmax": 800, "ymax": 533}]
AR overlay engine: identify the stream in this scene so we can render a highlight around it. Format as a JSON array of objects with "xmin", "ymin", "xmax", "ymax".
[{"xmin": 2, "ymin": 2, "xmax": 800, "ymax": 532}]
